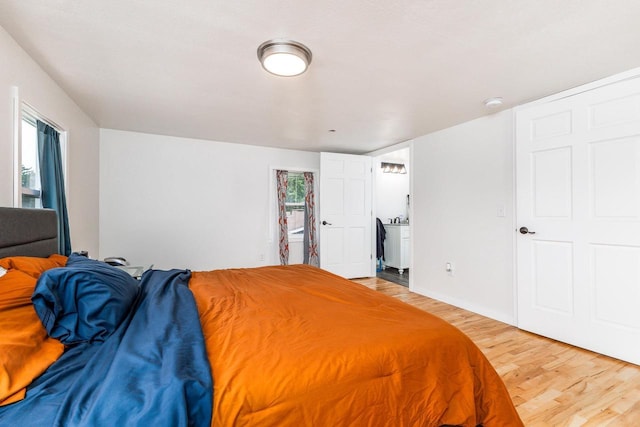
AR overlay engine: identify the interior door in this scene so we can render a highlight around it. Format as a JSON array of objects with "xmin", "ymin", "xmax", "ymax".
[
  {"xmin": 319, "ymin": 152, "xmax": 372, "ymax": 278},
  {"xmin": 516, "ymin": 77, "xmax": 640, "ymax": 365}
]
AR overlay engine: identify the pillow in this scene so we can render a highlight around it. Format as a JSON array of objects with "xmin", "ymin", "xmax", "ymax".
[
  {"xmin": 0, "ymin": 254, "xmax": 67, "ymax": 279},
  {"xmin": 32, "ymin": 254, "xmax": 140, "ymax": 345},
  {"xmin": 0, "ymin": 269, "xmax": 64, "ymax": 406}
]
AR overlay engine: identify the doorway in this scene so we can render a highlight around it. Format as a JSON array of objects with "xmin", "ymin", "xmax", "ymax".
[{"xmin": 374, "ymin": 147, "xmax": 411, "ymax": 287}]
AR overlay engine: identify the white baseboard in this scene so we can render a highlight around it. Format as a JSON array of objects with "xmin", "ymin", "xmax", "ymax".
[{"xmin": 411, "ymin": 287, "xmax": 516, "ymax": 326}]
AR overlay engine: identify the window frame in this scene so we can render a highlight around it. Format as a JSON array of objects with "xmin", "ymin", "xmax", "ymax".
[
  {"xmin": 13, "ymin": 93, "xmax": 68, "ymax": 208},
  {"xmin": 269, "ymin": 166, "xmax": 319, "ymax": 263}
]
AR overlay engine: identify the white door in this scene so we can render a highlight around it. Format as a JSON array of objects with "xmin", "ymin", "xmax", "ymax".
[
  {"xmin": 320, "ymin": 152, "xmax": 373, "ymax": 278},
  {"xmin": 516, "ymin": 77, "xmax": 640, "ymax": 365}
]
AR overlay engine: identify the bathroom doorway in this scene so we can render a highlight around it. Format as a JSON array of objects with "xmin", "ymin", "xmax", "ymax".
[{"xmin": 374, "ymin": 147, "xmax": 411, "ymax": 287}]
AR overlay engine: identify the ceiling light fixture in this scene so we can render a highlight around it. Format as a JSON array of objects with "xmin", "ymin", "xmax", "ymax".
[
  {"xmin": 483, "ymin": 97, "xmax": 504, "ymax": 108},
  {"xmin": 257, "ymin": 39, "xmax": 312, "ymax": 77}
]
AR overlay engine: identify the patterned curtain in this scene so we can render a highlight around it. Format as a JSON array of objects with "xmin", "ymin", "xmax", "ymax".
[
  {"xmin": 303, "ymin": 172, "xmax": 319, "ymax": 266},
  {"xmin": 276, "ymin": 170, "xmax": 289, "ymax": 265}
]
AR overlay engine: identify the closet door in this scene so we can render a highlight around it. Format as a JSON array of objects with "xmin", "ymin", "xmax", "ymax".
[{"xmin": 516, "ymin": 76, "xmax": 640, "ymax": 365}]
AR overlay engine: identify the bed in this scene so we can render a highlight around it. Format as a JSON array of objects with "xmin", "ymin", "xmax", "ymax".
[{"xmin": 0, "ymin": 207, "xmax": 523, "ymax": 426}]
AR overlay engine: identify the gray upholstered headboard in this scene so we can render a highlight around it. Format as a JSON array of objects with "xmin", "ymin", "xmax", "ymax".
[{"xmin": 0, "ymin": 207, "xmax": 59, "ymax": 258}]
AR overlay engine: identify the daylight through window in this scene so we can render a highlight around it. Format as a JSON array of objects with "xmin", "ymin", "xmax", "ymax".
[
  {"xmin": 21, "ymin": 114, "xmax": 42, "ymax": 208},
  {"xmin": 285, "ymin": 172, "xmax": 305, "ymax": 238}
]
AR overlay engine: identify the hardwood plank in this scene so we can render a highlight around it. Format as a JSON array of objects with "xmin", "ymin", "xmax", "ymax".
[{"xmin": 352, "ymin": 277, "xmax": 640, "ymax": 426}]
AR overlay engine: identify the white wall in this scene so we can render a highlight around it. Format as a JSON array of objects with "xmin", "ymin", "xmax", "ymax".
[
  {"xmin": 375, "ymin": 147, "xmax": 410, "ymax": 223},
  {"xmin": 411, "ymin": 110, "xmax": 515, "ymax": 324},
  {"xmin": 99, "ymin": 129, "xmax": 319, "ymax": 270},
  {"xmin": 0, "ymin": 25, "xmax": 100, "ymax": 255}
]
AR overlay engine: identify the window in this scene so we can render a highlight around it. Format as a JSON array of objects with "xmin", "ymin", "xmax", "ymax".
[
  {"xmin": 20, "ymin": 114, "xmax": 42, "ymax": 208},
  {"xmin": 274, "ymin": 169, "xmax": 318, "ymax": 266},
  {"xmin": 285, "ymin": 172, "xmax": 305, "ymax": 238},
  {"xmin": 17, "ymin": 105, "xmax": 66, "ymax": 209},
  {"xmin": 14, "ymin": 100, "xmax": 71, "ymax": 254}
]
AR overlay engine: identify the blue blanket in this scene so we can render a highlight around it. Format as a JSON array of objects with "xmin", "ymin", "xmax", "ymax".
[{"xmin": 0, "ymin": 269, "xmax": 212, "ymax": 427}]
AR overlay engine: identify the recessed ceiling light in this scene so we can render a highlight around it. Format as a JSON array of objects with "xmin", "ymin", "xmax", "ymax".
[
  {"xmin": 483, "ymin": 97, "xmax": 504, "ymax": 108},
  {"xmin": 257, "ymin": 39, "xmax": 312, "ymax": 77}
]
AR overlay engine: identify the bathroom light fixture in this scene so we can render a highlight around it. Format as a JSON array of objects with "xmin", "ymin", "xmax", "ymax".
[
  {"xmin": 483, "ymin": 97, "xmax": 504, "ymax": 108},
  {"xmin": 381, "ymin": 162, "xmax": 407, "ymax": 174},
  {"xmin": 257, "ymin": 39, "xmax": 312, "ymax": 77}
]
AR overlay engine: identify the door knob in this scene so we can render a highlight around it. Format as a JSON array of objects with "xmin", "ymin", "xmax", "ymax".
[
  {"xmin": 519, "ymin": 226, "xmax": 536, "ymax": 235},
  {"xmin": 322, "ymin": 220, "xmax": 332, "ymax": 226}
]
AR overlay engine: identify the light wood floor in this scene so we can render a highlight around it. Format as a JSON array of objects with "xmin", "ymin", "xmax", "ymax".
[{"xmin": 353, "ymin": 277, "xmax": 640, "ymax": 426}]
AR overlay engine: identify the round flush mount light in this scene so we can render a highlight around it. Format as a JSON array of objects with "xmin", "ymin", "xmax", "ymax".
[
  {"xmin": 257, "ymin": 39, "xmax": 312, "ymax": 77},
  {"xmin": 483, "ymin": 97, "xmax": 504, "ymax": 108}
]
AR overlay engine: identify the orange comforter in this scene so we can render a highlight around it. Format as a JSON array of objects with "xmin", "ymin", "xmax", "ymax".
[
  {"xmin": 0, "ymin": 256, "xmax": 66, "ymax": 406},
  {"xmin": 190, "ymin": 265, "xmax": 522, "ymax": 427}
]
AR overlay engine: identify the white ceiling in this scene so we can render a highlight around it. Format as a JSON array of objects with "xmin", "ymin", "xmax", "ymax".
[{"xmin": 1, "ymin": 1, "xmax": 639, "ymax": 154}]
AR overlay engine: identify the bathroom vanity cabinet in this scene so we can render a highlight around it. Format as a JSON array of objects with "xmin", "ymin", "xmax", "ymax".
[{"xmin": 383, "ymin": 224, "xmax": 410, "ymax": 274}]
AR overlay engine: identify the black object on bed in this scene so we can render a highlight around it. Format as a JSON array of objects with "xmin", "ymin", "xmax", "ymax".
[{"xmin": 0, "ymin": 207, "xmax": 58, "ymax": 258}]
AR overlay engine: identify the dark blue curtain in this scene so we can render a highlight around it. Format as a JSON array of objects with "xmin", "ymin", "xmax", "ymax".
[{"xmin": 37, "ymin": 120, "xmax": 71, "ymax": 255}]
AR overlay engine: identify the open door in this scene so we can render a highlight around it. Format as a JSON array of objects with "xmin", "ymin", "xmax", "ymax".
[
  {"xmin": 516, "ymin": 76, "xmax": 640, "ymax": 365},
  {"xmin": 319, "ymin": 152, "xmax": 372, "ymax": 278}
]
